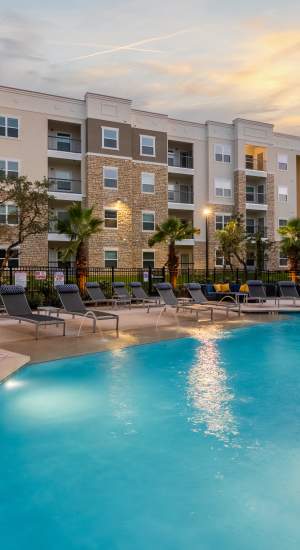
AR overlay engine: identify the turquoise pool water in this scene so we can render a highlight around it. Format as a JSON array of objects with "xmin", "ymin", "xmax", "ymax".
[{"xmin": 1, "ymin": 319, "xmax": 300, "ymax": 549}]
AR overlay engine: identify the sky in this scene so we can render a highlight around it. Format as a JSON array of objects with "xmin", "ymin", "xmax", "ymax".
[{"xmin": 1, "ymin": 0, "xmax": 300, "ymax": 133}]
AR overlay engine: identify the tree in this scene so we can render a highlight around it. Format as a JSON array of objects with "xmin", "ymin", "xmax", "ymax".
[
  {"xmin": 57, "ymin": 203, "xmax": 103, "ymax": 291},
  {"xmin": 215, "ymin": 215, "xmax": 248, "ymax": 278},
  {"xmin": 0, "ymin": 176, "xmax": 49, "ymax": 271},
  {"xmin": 148, "ymin": 216, "xmax": 200, "ymax": 287},
  {"xmin": 278, "ymin": 218, "xmax": 300, "ymax": 273}
]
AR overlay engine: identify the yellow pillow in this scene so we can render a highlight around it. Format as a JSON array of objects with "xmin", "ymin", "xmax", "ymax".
[
  {"xmin": 214, "ymin": 284, "xmax": 222, "ymax": 292},
  {"xmin": 239, "ymin": 284, "xmax": 249, "ymax": 293},
  {"xmin": 221, "ymin": 283, "xmax": 230, "ymax": 292}
]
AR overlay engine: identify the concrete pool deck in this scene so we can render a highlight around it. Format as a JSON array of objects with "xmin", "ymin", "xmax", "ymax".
[{"xmin": 0, "ymin": 300, "xmax": 298, "ymax": 381}]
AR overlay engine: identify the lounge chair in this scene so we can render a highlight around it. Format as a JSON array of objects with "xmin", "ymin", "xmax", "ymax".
[
  {"xmin": 246, "ymin": 280, "xmax": 271, "ymax": 303},
  {"xmin": 56, "ymin": 284, "xmax": 119, "ymax": 333},
  {"xmin": 0, "ymin": 284, "xmax": 65, "ymax": 339},
  {"xmin": 112, "ymin": 282, "xmax": 139, "ymax": 307},
  {"xmin": 85, "ymin": 282, "xmax": 120, "ymax": 308},
  {"xmin": 155, "ymin": 282, "xmax": 214, "ymax": 321},
  {"xmin": 277, "ymin": 281, "xmax": 300, "ymax": 305},
  {"xmin": 184, "ymin": 283, "xmax": 241, "ymax": 318},
  {"xmin": 129, "ymin": 282, "xmax": 161, "ymax": 312}
]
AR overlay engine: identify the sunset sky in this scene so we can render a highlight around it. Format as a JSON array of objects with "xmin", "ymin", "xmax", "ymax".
[{"xmin": 1, "ymin": 0, "xmax": 300, "ymax": 132}]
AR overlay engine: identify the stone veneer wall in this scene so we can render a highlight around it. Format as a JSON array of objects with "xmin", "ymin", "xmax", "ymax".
[
  {"xmin": 265, "ymin": 173, "xmax": 278, "ymax": 269},
  {"xmin": 85, "ymin": 155, "xmax": 168, "ymax": 267},
  {"xmin": 234, "ymin": 170, "xmax": 246, "ymax": 218}
]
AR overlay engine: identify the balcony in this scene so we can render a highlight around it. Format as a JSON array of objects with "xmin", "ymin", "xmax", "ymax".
[
  {"xmin": 246, "ymin": 188, "xmax": 267, "ymax": 211},
  {"xmin": 245, "ymin": 155, "xmax": 267, "ymax": 173},
  {"xmin": 246, "ymin": 224, "xmax": 267, "ymax": 238},
  {"xmin": 48, "ymin": 134, "xmax": 81, "ymax": 160},
  {"xmin": 48, "ymin": 178, "xmax": 82, "ymax": 200},
  {"xmin": 168, "ymin": 154, "xmax": 193, "ymax": 169},
  {"xmin": 168, "ymin": 186, "xmax": 194, "ymax": 204},
  {"xmin": 48, "ymin": 218, "xmax": 70, "ymax": 241}
]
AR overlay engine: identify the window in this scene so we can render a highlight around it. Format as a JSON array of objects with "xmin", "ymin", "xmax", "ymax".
[
  {"xmin": 143, "ymin": 251, "xmax": 155, "ymax": 268},
  {"xmin": 278, "ymin": 218, "xmax": 287, "ymax": 228},
  {"xmin": 105, "ymin": 250, "xmax": 118, "ymax": 268},
  {"xmin": 279, "ymin": 251, "xmax": 288, "ymax": 267},
  {"xmin": 56, "ymin": 132, "xmax": 71, "ymax": 152},
  {"xmin": 104, "ymin": 209, "xmax": 118, "ymax": 229},
  {"xmin": 168, "ymin": 149, "xmax": 175, "ymax": 166},
  {"xmin": 215, "ymin": 250, "xmax": 224, "ymax": 267},
  {"xmin": 0, "ymin": 204, "xmax": 18, "ymax": 225},
  {"xmin": 246, "ymin": 253, "xmax": 255, "ymax": 268},
  {"xmin": 140, "ymin": 135, "xmax": 155, "ymax": 156},
  {"xmin": 103, "ymin": 166, "xmax": 118, "ymax": 189},
  {"xmin": 278, "ymin": 154, "xmax": 288, "ymax": 171},
  {"xmin": 0, "ymin": 160, "xmax": 19, "ymax": 179},
  {"xmin": 246, "ymin": 218, "xmax": 255, "ymax": 234},
  {"xmin": 215, "ymin": 214, "xmax": 231, "ymax": 230},
  {"xmin": 278, "ymin": 186, "xmax": 288, "ymax": 202},
  {"xmin": 214, "ymin": 144, "xmax": 231, "ymax": 163},
  {"xmin": 0, "ymin": 116, "xmax": 19, "ymax": 138},
  {"xmin": 141, "ymin": 172, "xmax": 155, "ymax": 193},
  {"xmin": 0, "ymin": 247, "xmax": 19, "ymax": 268},
  {"xmin": 55, "ymin": 170, "xmax": 72, "ymax": 191},
  {"xmin": 215, "ymin": 177, "xmax": 232, "ymax": 198},
  {"xmin": 142, "ymin": 211, "xmax": 155, "ymax": 231},
  {"xmin": 102, "ymin": 127, "xmax": 119, "ymax": 150}
]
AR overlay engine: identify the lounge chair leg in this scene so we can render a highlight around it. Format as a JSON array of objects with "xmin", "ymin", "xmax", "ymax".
[
  {"xmin": 211, "ymin": 309, "xmax": 213, "ymax": 322},
  {"xmin": 116, "ymin": 317, "xmax": 119, "ymax": 335},
  {"xmin": 63, "ymin": 322, "xmax": 66, "ymax": 336},
  {"xmin": 93, "ymin": 318, "xmax": 96, "ymax": 333}
]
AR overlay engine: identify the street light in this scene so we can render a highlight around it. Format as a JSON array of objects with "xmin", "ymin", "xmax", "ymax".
[{"xmin": 203, "ymin": 208, "xmax": 211, "ymax": 280}]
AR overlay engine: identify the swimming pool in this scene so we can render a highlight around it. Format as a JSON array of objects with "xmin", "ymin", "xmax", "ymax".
[{"xmin": 1, "ymin": 318, "xmax": 300, "ymax": 549}]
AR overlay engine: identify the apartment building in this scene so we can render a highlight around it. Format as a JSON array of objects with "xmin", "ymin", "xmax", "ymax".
[{"xmin": 1, "ymin": 84, "xmax": 300, "ymax": 270}]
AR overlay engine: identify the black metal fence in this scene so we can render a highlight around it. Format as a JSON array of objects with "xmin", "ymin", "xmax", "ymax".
[{"xmin": 0, "ymin": 265, "xmax": 298, "ymax": 305}]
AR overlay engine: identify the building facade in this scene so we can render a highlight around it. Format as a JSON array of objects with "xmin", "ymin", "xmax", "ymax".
[{"xmin": 1, "ymin": 84, "xmax": 300, "ymax": 270}]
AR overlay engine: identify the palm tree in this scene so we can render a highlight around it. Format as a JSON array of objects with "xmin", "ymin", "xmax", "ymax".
[
  {"xmin": 278, "ymin": 218, "xmax": 300, "ymax": 276},
  {"xmin": 148, "ymin": 216, "xmax": 200, "ymax": 287},
  {"xmin": 57, "ymin": 203, "xmax": 103, "ymax": 291}
]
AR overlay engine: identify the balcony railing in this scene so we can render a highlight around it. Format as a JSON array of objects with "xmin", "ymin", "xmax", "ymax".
[
  {"xmin": 246, "ymin": 225, "xmax": 267, "ymax": 238},
  {"xmin": 49, "ymin": 178, "xmax": 82, "ymax": 194},
  {"xmin": 168, "ymin": 154, "xmax": 193, "ymax": 169},
  {"xmin": 48, "ymin": 135, "xmax": 81, "ymax": 153},
  {"xmin": 246, "ymin": 192, "xmax": 266, "ymax": 204},
  {"xmin": 168, "ymin": 187, "xmax": 194, "ymax": 204},
  {"xmin": 245, "ymin": 155, "xmax": 267, "ymax": 171}
]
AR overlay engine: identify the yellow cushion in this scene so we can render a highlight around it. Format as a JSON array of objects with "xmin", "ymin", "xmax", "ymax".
[
  {"xmin": 214, "ymin": 284, "xmax": 222, "ymax": 292},
  {"xmin": 239, "ymin": 284, "xmax": 249, "ymax": 293},
  {"xmin": 221, "ymin": 283, "xmax": 230, "ymax": 292}
]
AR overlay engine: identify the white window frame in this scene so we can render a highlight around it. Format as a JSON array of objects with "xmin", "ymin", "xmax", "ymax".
[
  {"xmin": 104, "ymin": 208, "xmax": 118, "ymax": 229},
  {"xmin": 279, "ymin": 251, "xmax": 288, "ymax": 267},
  {"xmin": 214, "ymin": 143, "xmax": 231, "ymax": 163},
  {"xmin": 0, "ymin": 245, "xmax": 19, "ymax": 267},
  {"xmin": 141, "ymin": 172, "xmax": 155, "ymax": 194},
  {"xmin": 103, "ymin": 166, "xmax": 118, "ymax": 189},
  {"xmin": 102, "ymin": 127, "xmax": 119, "ymax": 151},
  {"xmin": 0, "ymin": 159, "xmax": 19, "ymax": 178},
  {"xmin": 214, "ymin": 177, "xmax": 232, "ymax": 199},
  {"xmin": 142, "ymin": 210, "xmax": 155, "ymax": 232},
  {"xmin": 215, "ymin": 213, "xmax": 232, "ymax": 230},
  {"xmin": 140, "ymin": 135, "xmax": 156, "ymax": 157},
  {"xmin": 0, "ymin": 202, "xmax": 19, "ymax": 226},
  {"xmin": 215, "ymin": 249, "xmax": 225, "ymax": 267},
  {"xmin": 278, "ymin": 186, "xmax": 288, "ymax": 203},
  {"xmin": 278, "ymin": 218, "xmax": 288, "ymax": 228},
  {"xmin": 142, "ymin": 249, "xmax": 155, "ymax": 269},
  {"xmin": 104, "ymin": 248, "xmax": 118, "ymax": 268},
  {"xmin": 0, "ymin": 115, "xmax": 20, "ymax": 139},
  {"xmin": 278, "ymin": 153, "xmax": 288, "ymax": 171}
]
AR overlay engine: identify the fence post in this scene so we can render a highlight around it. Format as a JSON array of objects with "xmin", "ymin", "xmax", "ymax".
[
  {"xmin": 148, "ymin": 266, "xmax": 152, "ymax": 295},
  {"xmin": 213, "ymin": 268, "xmax": 216, "ymax": 283},
  {"xmin": 187, "ymin": 265, "xmax": 190, "ymax": 283},
  {"xmin": 236, "ymin": 268, "xmax": 239, "ymax": 283},
  {"xmin": 162, "ymin": 266, "xmax": 166, "ymax": 282},
  {"xmin": 65, "ymin": 266, "xmax": 69, "ymax": 284},
  {"xmin": 267, "ymin": 270, "xmax": 270, "ymax": 284},
  {"xmin": 9, "ymin": 266, "xmax": 13, "ymax": 284},
  {"xmin": 111, "ymin": 266, "xmax": 115, "ymax": 284}
]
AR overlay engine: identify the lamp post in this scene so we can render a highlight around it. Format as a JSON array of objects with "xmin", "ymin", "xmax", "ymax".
[{"xmin": 203, "ymin": 208, "xmax": 211, "ymax": 281}]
